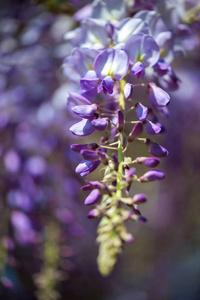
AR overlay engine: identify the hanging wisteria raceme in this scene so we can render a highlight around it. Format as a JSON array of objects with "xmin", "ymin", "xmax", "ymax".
[{"xmin": 64, "ymin": 0, "xmax": 200, "ymax": 276}]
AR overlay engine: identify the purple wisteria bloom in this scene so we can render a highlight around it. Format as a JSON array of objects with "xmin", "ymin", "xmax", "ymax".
[
  {"xmin": 94, "ymin": 48, "xmax": 129, "ymax": 93},
  {"xmin": 148, "ymin": 82, "xmax": 170, "ymax": 107},
  {"xmin": 124, "ymin": 33, "xmax": 160, "ymax": 77},
  {"xmin": 140, "ymin": 170, "xmax": 165, "ymax": 182},
  {"xmin": 75, "ymin": 159, "xmax": 101, "ymax": 177}
]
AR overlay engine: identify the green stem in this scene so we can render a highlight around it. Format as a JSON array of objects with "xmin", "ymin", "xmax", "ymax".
[{"xmin": 116, "ymin": 79, "xmax": 126, "ymax": 198}]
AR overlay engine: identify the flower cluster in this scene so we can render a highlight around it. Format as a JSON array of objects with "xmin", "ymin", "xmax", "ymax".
[{"xmin": 64, "ymin": 0, "xmax": 199, "ymax": 275}]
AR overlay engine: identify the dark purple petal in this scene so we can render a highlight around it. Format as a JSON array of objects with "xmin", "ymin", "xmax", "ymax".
[
  {"xmin": 133, "ymin": 193, "xmax": 147, "ymax": 204},
  {"xmin": 148, "ymin": 82, "xmax": 170, "ymax": 107},
  {"xmin": 70, "ymin": 119, "xmax": 95, "ymax": 136},
  {"xmin": 117, "ymin": 109, "xmax": 124, "ymax": 132},
  {"xmin": 94, "ymin": 48, "xmax": 129, "ymax": 81},
  {"xmin": 80, "ymin": 149, "xmax": 99, "ymax": 161},
  {"xmin": 145, "ymin": 120, "xmax": 161, "ymax": 135},
  {"xmin": 136, "ymin": 157, "xmax": 160, "ymax": 168},
  {"xmin": 153, "ymin": 58, "xmax": 171, "ymax": 76},
  {"xmin": 71, "ymin": 143, "xmax": 98, "ymax": 153},
  {"xmin": 71, "ymin": 104, "xmax": 97, "ymax": 119},
  {"xmin": 131, "ymin": 61, "xmax": 144, "ymax": 78},
  {"xmin": 149, "ymin": 143, "xmax": 169, "ymax": 157},
  {"xmin": 102, "ymin": 76, "xmax": 114, "ymax": 94},
  {"xmin": 128, "ymin": 122, "xmax": 143, "ymax": 142},
  {"xmin": 124, "ymin": 83, "xmax": 133, "ymax": 99},
  {"xmin": 84, "ymin": 189, "xmax": 102, "ymax": 205},
  {"xmin": 91, "ymin": 118, "xmax": 108, "ymax": 131},
  {"xmin": 140, "ymin": 170, "xmax": 165, "ymax": 182},
  {"xmin": 135, "ymin": 102, "xmax": 148, "ymax": 121}
]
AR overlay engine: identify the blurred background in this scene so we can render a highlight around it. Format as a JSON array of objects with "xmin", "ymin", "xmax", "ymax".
[{"xmin": 0, "ymin": 1, "xmax": 200, "ymax": 300}]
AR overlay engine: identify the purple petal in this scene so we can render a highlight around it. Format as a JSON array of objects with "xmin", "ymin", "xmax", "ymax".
[
  {"xmin": 67, "ymin": 92, "xmax": 91, "ymax": 118},
  {"xmin": 91, "ymin": 118, "xmax": 108, "ymax": 131},
  {"xmin": 94, "ymin": 48, "xmax": 129, "ymax": 81},
  {"xmin": 71, "ymin": 104, "xmax": 97, "ymax": 119},
  {"xmin": 128, "ymin": 122, "xmax": 143, "ymax": 142},
  {"xmin": 153, "ymin": 59, "xmax": 171, "ymax": 76},
  {"xmin": 71, "ymin": 143, "xmax": 98, "ymax": 153},
  {"xmin": 115, "ymin": 18, "xmax": 149, "ymax": 43},
  {"xmin": 80, "ymin": 70, "xmax": 100, "ymax": 91},
  {"xmin": 124, "ymin": 83, "xmax": 133, "ymax": 99},
  {"xmin": 124, "ymin": 33, "xmax": 160, "ymax": 68},
  {"xmin": 75, "ymin": 159, "xmax": 100, "ymax": 177},
  {"xmin": 135, "ymin": 102, "xmax": 148, "ymax": 121},
  {"xmin": 148, "ymin": 82, "xmax": 170, "ymax": 107},
  {"xmin": 131, "ymin": 61, "xmax": 144, "ymax": 78},
  {"xmin": 80, "ymin": 149, "xmax": 99, "ymax": 161},
  {"xmin": 140, "ymin": 170, "xmax": 165, "ymax": 182},
  {"xmin": 149, "ymin": 143, "xmax": 169, "ymax": 157},
  {"xmin": 73, "ymin": 4, "xmax": 92, "ymax": 22},
  {"xmin": 70, "ymin": 119, "xmax": 95, "ymax": 136},
  {"xmin": 145, "ymin": 120, "xmax": 161, "ymax": 135},
  {"xmin": 84, "ymin": 189, "xmax": 102, "ymax": 205},
  {"xmin": 133, "ymin": 193, "xmax": 147, "ymax": 204},
  {"xmin": 102, "ymin": 76, "xmax": 114, "ymax": 94},
  {"xmin": 136, "ymin": 157, "xmax": 160, "ymax": 168}
]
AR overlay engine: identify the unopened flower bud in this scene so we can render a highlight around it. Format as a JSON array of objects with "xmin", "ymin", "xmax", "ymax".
[
  {"xmin": 149, "ymin": 143, "xmax": 169, "ymax": 157},
  {"xmin": 128, "ymin": 122, "xmax": 143, "ymax": 142},
  {"xmin": 87, "ymin": 208, "xmax": 100, "ymax": 219},
  {"xmin": 135, "ymin": 102, "xmax": 148, "ymax": 121},
  {"xmin": 136, "ymin": 157, "xmax": 160, "ymax": 168},
  {"xmin": 140, "ymin": 170, "xmax": 165, "ymax": 182},
  {"xmin": 80, "ymin": 149, "xmax": 99, "ymax": 161},
  {"xmin": 124, "ymin": 83, "xmax": 133, "ymax": 99},
  {"xmin": 132, "ymin": 193, "xmax": 147, "ymax": 204},
  {"xmin": 117, "ymin": 109, "xmax": 124, "ymax": 132},
  {"xmin": 84, "ymin": 189, "xmax": 102, "ymax": 205}
]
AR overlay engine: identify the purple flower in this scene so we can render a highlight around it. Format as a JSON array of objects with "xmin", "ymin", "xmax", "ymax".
[
  {"xmin": 128, "ymin": 122, "xmax": 143, "ymax": 142},
  {"xmin": 102, "ymin": 76, "xmax": 114, "ymax": 94},
  {"xmin": 149, "ymin": 143, "xmax": 169, "ymax": 157},
  {"xmin": 80, "ymin": 149, "xmax": 100, "ymax": 161},
  {"xmin": 75, "ymin": 159, "xmax": 101, "ymax": 177},
  {"xmin": 71, "ymin": 143, "xmax": 98, "ymax": 153},
  {"xmin": 131, "ymin": 61, "xmax": 145, "ymax": 78},
  {"xmin": 132, "ymin": 193, "xmax": 147, "ymax": 204},
  {"xmin": 80, "ymin": 70, "xmax": 100, "ymax": 91},
  {"xmin": 124, "ymin": 83, "xmax": 133, "ymax": 99},
  {"xmin": 135, "ymin": 102, "xmax": 148, "ymax": 121},
  {"xmin": 70, "ymin": 117, "xmax": 108, "ymax": 136},
  {"xmin": 148, "ymin": 82, "xmax": 170, "ymax": 107},
  {"xmin": 71, "ymin": 103, "xmax": 98, "ymax": 119},
  {"xmin": 117, "ymin": 109, "xmax": 124, "ymax": 132},
  {"xmin": 136, "ymin": 157, "xmax": 160, "ymax": 168},
  {"xmin": 94, "ymin": 48, "xmax": 129, "ymax": 81},
  {"xmin": 114, "ymin": 17, "xmax": 149, "ymax": 43},
  {"xmin": 140, "ymin": 170, "xmax": 165, "ymax": 182},
  {"xmin": 145, "ymin": 120, "xmax": 161, "ymax": 135},
  {"xmin": 124, "ymin": 33, "xmax": 160, "ymax": 69},
  {"xmin": 84, "ymin": 189, "xmax": 102, "ymax": 205}
]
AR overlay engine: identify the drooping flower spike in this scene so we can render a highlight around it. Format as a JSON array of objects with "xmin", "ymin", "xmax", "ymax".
[{"xmin": 64, "ymin": 0, "xmax": 193, "ymax": 276}]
